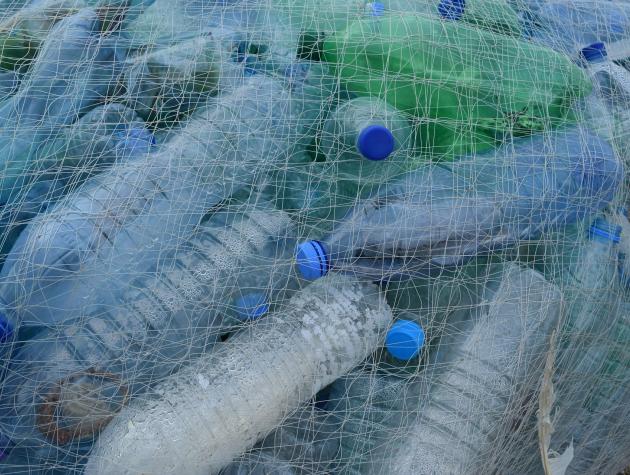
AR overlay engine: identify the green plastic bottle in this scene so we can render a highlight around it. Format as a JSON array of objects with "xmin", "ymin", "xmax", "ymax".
[{"xmin": 322, "ymin": 13, "xmax": 592, "ymax": 160}]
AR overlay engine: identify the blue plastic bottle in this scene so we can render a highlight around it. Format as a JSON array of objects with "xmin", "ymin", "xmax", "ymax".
[
  {"xmin": 529, "ymin": 0, "xmax": 630, "ymax": 55},
  {"xmin": 0, "ymin": 59, "xmax": 334, "ymax": 328},
  {"xmin": 0, "ymin": 201, "xmax": 300, "ymax": 469},
  {"xmin": 579, "ymin": 42, "xmax": 630, "ymax": 169},
  {"xmin": 296, "ymin": 126, "xmax": 622, "ymax": 282}
]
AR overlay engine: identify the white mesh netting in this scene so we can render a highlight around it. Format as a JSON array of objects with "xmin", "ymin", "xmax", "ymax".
[{"xmin": 0, "ymin": 0, "xmax": 627, "ymax": 474}]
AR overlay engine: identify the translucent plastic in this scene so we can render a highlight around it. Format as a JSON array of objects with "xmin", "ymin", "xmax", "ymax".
[{"xmin": 85, "ymin": 275, "xmax": 393, "ymax": 475}]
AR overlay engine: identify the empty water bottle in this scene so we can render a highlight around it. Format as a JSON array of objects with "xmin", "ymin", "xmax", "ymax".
[
  {"xmin": 275, "ymin": 96, "xmax": 413, "ymax": 229},
  {"xmin": 562, "ymin": 303, "xmax": 630, "ymax": 475},
  {"xmin": 384, "ymin": 263, "xmax": 561, "ymax": 474},
  {"xmin": 579, "ymin": 42, "xmax": 630, "ymax": 165},
  {"xmin": 296, "ymin": 126, "xmax": 622, "ymax": 282},
  {"xmin": 122, "ymin": 24, "xmax": 250, "ymax": 124},
  {"xmin": 0, "ymin": 59, "xmax": 335, "ymax": 327},
  {"xmin": 386, "ymin": 0, "xmax": 522, "ymax": 35},
  {"xmin": 319, "ymin": 97, "xmax": 413, "ymax": 179},
  {"xmin": 0, "ymin": 201, "xmax": 300, "ymax": 468},
  {"xmin": 0, "ymin": 103, "xmax": 154, "ymax": 262},
  {"xmin": 84, "ymin": 274, "xmax": 393, "ymax": 475},
  {"xmin": 0, "ymin": 8, "xmax": 125, "ymax": 206},
  {"xmin": 0, "ymin": 0, "xmax": 84, "ymax": 71},
  {"xmin": 539, "ymin": 217, "xmax": 625, "ymax": 472},
  {"xmin": 530, "ymin": 0, "xmax": 630, "ymax": 55}
]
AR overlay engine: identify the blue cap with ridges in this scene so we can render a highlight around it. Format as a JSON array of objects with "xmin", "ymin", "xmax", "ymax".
[
  {"xmin": 438, "ymin": 0, "xmax": 466, "ymax": 20},
  {"xmin": 296, "ymin": 241, "xmax": 329, "ymax": 281},
  {"xmin": 235, "ymin": 293, "xmax": 269, "ymax": 320},
  {"xmin": 357, "ymin": 125, "xmax": 395, "ymax": 161},
  {"xmin": 386, "ymin": 320, "xmax": 425, "ymax": 361},
  {"xmin": 0, "ymin": 314, "xmax": 13, "ymax": 344},
  {"xmin": 588, "ymin": 217, "xmax": 621, "ymax": 243},
  {"xmin": 581, "ymin": 42, "xmax": 607, "ymax": 63},
  {"xmin": 366, "ymin": 2, "xmax": 385, "ymax": 17}
]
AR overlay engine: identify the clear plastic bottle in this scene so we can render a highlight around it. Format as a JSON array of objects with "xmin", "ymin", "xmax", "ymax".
[
  {"xmin": 0, "ymin": 59, "xmax": 335, "ymax": 328},
  {"xmin": 544, "ymin": 217, "xmax": 627, "ymax": 475},
  {"xmin": 295, "ymin": 126, "xmax": 622, "ymax": 282},
  {"xmin": 579, "ymin": 42, "xmax": 630, "ymax": 169},
  {"xmin": 529, "ymin": 1, "xmax": 630, "ymax": 56},
  {"xmin": 84, "ymin": 275, "xmax": 393, "ymax": 475},
  {"xmin": 0, "ymin": 201, "xmax": 300, "ymax": 469},
  {"xmin": 0, "ymin": 103, "xmax": 155, "ymax": 262},
  {"xmin": 276, "ymin": 96, "xmax": 413, "ymax": 231},
  {"xmin": 0, "ymin": 8, "xmax": 125, "ymax": 205},
  {"xmin": 387, "ymin": 263, "xmax": 561, "ymax": 474}
]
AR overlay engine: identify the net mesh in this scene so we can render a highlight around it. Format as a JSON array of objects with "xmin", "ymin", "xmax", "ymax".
[{"xmin": 0, "ymin": 0, "xmax": 627, "ymax": 474}]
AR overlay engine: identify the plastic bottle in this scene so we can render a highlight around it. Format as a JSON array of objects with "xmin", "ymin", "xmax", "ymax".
[
  {"xmin": 579, "ymin": 42, "xmax": 630, "ymax": 168},
  {"xmin": 540, "ymin": 217, "xmax": 626, "ymax": 475},
  {"xmin": 296, "ymin": 126, "xmax": 622, "ymax": 282},
  {"xmin": 275, "ymin": 96, "xmax": 413, "ymax": 230},
  {"xmin": 384, "ymin": 263, "xmax": 561, "ymax": 474},
  {"xmin": 0, "ymin": 59, "xmax": 335, "ymax": 327},
  {"xmin": 0, "ymin": 8, "xmax": 125, "ymax": 206},
  {"xmin": 0, "ymin": 0, "xmax": 86, "ymax": 71},
  {"xmin": 529, "ymin": 0, "xmax": 630, "ymax": 56},
  {"xmin": 0, "ymin": 201, "xmax": 301, "ymax": 469},
  {"xmin": 563, "ymin": 303, "xmax": 630, "ymax": 475},
  {"xmin": 0, "ymin": 103, "xmax": 155, "ymax": 262},
  {"xmin": 320, "ymin": 11, "xmax": 591, "ymax": 158},
  {"xmin": 84, "ymin": 274, "xmax": 393, "ymax": 475},
  {"xmin": 318, "ymin": 97, "xmax": 413, "ymax": 180},
  {"xmin": 122, "ymin": 21, "xmax": 251, "ymax": 125},
  {"xmin": 386, "ymin": 0, "xmax": 522, "ymax": 36}
]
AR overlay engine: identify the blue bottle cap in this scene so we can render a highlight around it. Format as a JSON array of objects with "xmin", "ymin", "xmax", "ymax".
[
  {"xmin": 385, "ymin": 320, "xmax": 425, "ymax": 361},
  {"xmin": 0, "ymin": 315, "xmax": 13, "ymax": 344},
  {"xmin": 366, "ymin": 2, "xmax": 385, "ymax": 17},
  {"xmin": 356, "ymin": 125, "xmax": 395, "ymax": 161},
  {"xmin": 588, "ymin": 217, "xmax": 621, "ymax": 243},
  {"xmin": 296, "ymin": 241, "xmax": 330, "ymax": 281},
  {"xmin": 438, "ymin": 0, "xmax": 466, "ymax": 20},
  {"xmin": 235, "ymin": 293, "xmax": 269, "ymax": 320},
  {"xmin": 580, "ymin": 42, "xmax": 608, "ymax": 63}
]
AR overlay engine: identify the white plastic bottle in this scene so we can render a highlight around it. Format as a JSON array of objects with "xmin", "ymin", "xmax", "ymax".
[{"xmin": 85, "ymin": 274, "xmax": 393, "ymax": 475}]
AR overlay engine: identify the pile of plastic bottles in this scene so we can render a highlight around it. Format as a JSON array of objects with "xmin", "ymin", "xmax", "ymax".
[{"xmin": 0, "ymin": 0, "xmax": 628, "ymax": 473}]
